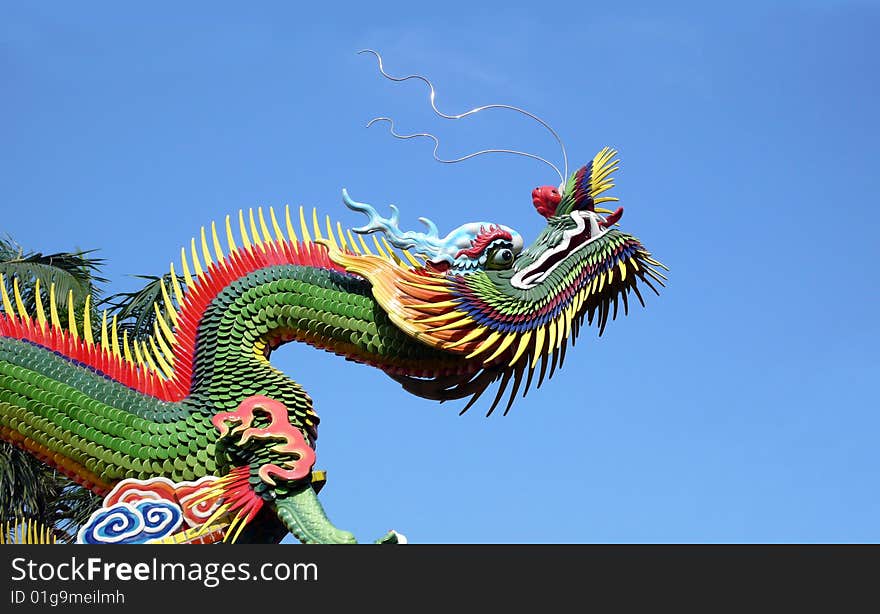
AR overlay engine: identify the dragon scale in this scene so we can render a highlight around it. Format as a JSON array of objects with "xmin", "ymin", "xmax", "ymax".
[{"xmin": 0, "ymin": 149, "xmax": 666, "ymax": 543}]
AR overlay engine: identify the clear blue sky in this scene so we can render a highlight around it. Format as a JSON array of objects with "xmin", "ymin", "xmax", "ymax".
[{"xmin": 3, "ymin": 1, "xmax": 878, "ymax": 543}]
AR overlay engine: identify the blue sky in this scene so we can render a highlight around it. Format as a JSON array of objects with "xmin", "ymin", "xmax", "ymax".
[{"xmin": 2, "ymin": 2, "xmax": 878, "ymax": 543}]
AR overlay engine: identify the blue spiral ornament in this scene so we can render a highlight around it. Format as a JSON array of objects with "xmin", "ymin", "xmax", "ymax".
[{"xmin": 77, "ymin": 500, "xmax": 183, "ymax": 544}]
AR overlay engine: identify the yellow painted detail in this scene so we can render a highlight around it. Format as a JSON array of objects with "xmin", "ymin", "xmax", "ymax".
[
  {"xmin": 180, "ymin": 248, "xmax": 195, "ymax": 289},
  {"xmin": 402, "ymin": 250, "xmax": 422, "ymax": 268},
  {"xmin": 154, "ymin": 303, "xmax": 176, "ymax": 347},
  {"xmin": 169, "ymin": 263, "xmax": 185, "ymax": 307},
  {"xmin": 428, "ymin": 316, "xmax": 475, "ymax": 332},
  {"xmin": 311, "ymin": 208, "xmax": 323, "ymax": 241},
  {"xmin": 149, "ymin": 336, "xmax": 174, "ymax": 379},
  {"xmin": 111, "ymin": 315, "xmax": 121, "ymax": 358},
  {"xmin": 83, "ymin": 295, "xmax": 93, "ymax": 345},
  {"xmin": 443, "ymin": 326, "xmax": 486, "ymax": 350},
  {"xmin": 269, "ymin": 207, "xmax": 285, "ymax": 244},
  {"xmin": 211, "ymin": 221, "xmax": 224, "ymax": 263},
  {"xmin": 238, "ymin": 210, "xmax": 253, "ymax": 252},
  {"xmin": 484, "ymin": 332, "xmax": 517, "ymax": 363},
  {"xmin": 160, "ymin": 281, "xmax": 178, "ymax": 326},
  {"xmin": 200, "ymin": 226, "xmax": 214, "ymax": 268},
  {"xmin": 0, "ymin": 274, "xmax": 15, "ymax": 319},
  {"xmin": 100, "ymin": 310, "xmax": 109, "ymax": 352},
  {"xmin": 346, "ymin": 230, "xmax": 361, "ymax": 254},
  {"xmin": 531, "ymin": 326, "xmax": 546, "ymax": 369},
  {"xmin": 284, "ymin": 205, "xmax": 299, "ymax": 247},
  {"xmin": 13, "ymin": 277, "xmax": 28, "ymax": 320},
  {"xmin": 190, "ymin": 238, "xmax": 204, "ymax": 278},
  {"xmin": 66, "ymin": 290, "xmax": 78, "ymax": 340},
  {"xmin": 258, "ymin": 207, "xmax": 273, "ymax": 245},
  {"xmin": 466, "ymin": 330, "xmax": 502, "ymax": 360},
  {"xmin": 33, "ymin": 278, "xmax": 46, "ymax": 331},
  {"xmin": 298, "ymin": 206, "xmax": 312, "ymax": 243},
  {"xmin": 248, "ymin": 209, "xmax": 264, "ymax": 251},
  {"xmin": 357, "ymin": 234, "xmax": 373, "ymax": 256},
  {"xmin": 225, "ymin": 214, "xmax": 238, "ymax": 254},
  {"xmin": 509, "ymin": 330, "xmax": 533, "ymax": 367},
  {"xmin": 122, "ymin": 329, "xmax": 133, "ymax": 364}
]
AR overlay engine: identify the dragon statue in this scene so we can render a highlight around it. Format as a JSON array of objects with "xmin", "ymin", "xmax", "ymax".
[{"xmin": 0, "ymin": 54, "xmax": 666, "ymax": 545}]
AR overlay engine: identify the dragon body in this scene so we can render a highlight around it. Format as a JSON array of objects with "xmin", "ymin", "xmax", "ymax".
[{"xmin": 0, "ymin": 148, "xmax": 665, "ymax": 543}]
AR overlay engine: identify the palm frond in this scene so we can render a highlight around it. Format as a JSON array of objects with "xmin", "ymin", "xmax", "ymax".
[{"xmin": 100, "ymin": 273, "xmax": 175, "ymax": 341}]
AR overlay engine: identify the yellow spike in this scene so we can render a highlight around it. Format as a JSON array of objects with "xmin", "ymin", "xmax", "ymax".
[
  {"xmin": 466, "ymin": 330, "xmax": 503, "ymax": 359},
  {"xmin": 484, "ymin": 332, "xmax": 518, "ymax": 363},
  {"xmin": 563, "ymin": 306, "xmax": 573, "ymax": 342},
  {"xmin": 160, "ymin": 281, "xmax": 178, "ymax": 326},
  {"xmin": 13, "ymin": 277, "xmax": 28, "ymax": 320},
  {"xmin": 443, "ymin": 326, "xmax": 486, "ymax": 350},
  {"xmin": 284, "ymin": 205, "xmax": 299, "ymax": 247},
  {"xmin": 373, "ymin": 235, "xmax": 389, "ymax": 259},
  {"xmin": 148, "ymin": 336, "xmax": 174, "ymax": 379},
  {"xmin": 346, "ymin": 230, "xmax": 362, "ymax": 254},
  {"xmin": 311, "ymin": 208, "xmax": 323, "ymax": 241},
  {"xmin": 382, "ymin": 238, "xmax": 404, "ymax": 266},
  {"xmin": 168, "ymin": 265, "xmax": 186, "ymax": 311},
  {"xmin": 0, "ymin": 274, "xmax": 15, "ymax": 318},
  {"xmin": 200, "ymin": 227, "xmax": 214, "ymax": 268},
  {"xmin": 34, "ymin": 279, "xmax": 47, "ymax": 331},
  {"xmin": 403, "ymin": 250, "xmax": 422, "ymax": 268},
  {"xmin": 111, "ymin": 315, "xmax": 121, "ymax": 358},
  {"xmin": 269, "ymin": 207, "xmax": 286, "ymax": 244},
  {"xmin": 228, "ymin": 512, "xmax": 250, "ymax": 545},
  {"xmin": 531, "ymin": 326, "xmax": 546, "ymax": 369},
  {"xmin": 258, "ymin": 207, "xmax": 274, "ymax": 245},
  {"xmin": 153, "ymin": 324, "xmax": 175, "ymax": 366},
  {"xmin": 100, "ymin": 310, "xmax": 109, "ymax": 351},
  {"xmin": 132, "ymin": 337, "xmax": 146, "ymax": 368},
  {"xmin": 357, "ymin": 234, "xmax": 374, "ymax": 255},
  {"xmin": 428, "ymin": 316, "xmax": 475, "ymax": 332},
  {"xmin": 248, "ymin": 209, "xmax": 264, "ymax": 251},
  {"xmin": 598, "ymin": 271, "xmax": 606, "ymax": 294},
  {"xmin": 239, "ymin": 210, "xmax": 253, "ymax": 252},
  {"xmin": 546, "ymin": 318, "xmax": 557, "ymax": 356},
  {"xmin": 49, "ymin": 283, "xmax": 61, "ymax": 329},
  {"xmin": 190, "ymin": 238, "xmax": 204, "ymax": 279},
  {"xmin": 211, "ymin": 221, "xmax": 224, "ymax": 263},
  {"xmin": 336, "ymin": 221, "xmax": 349, "ymax": 252},
  {"xmin": 509, "ymin": 330, "xmax": 533, "ymax": 367},
  {"xmin": 618, "ymin": 259, "xmax": 627, "ymax": 282},
  {"xmin": 180, "ymin": 249, "xmax": 195, "ymax": 289},
  {"xmin": 324, "ymin": 216, "xmax": 340, "ymax": 251},
  {"xmin": 607, "ymin": 267, "xmax": 614, "ymax": 285},
  {"xmin": 299, "ymin": 206, "xmax": 313, "ymax": 243},
  {"xmin": 225, "ymin": 214, "xmax": 238, "ymax": 254},
  {"xmin": 154, "ymin": 303, "xmax": 177, "ymax": 347},
  {"xmin": 66, "ymin": 290, "xmax": 78, "ymax": 340},
  {"xmin": 83, "ymin": 295, "xmax": 93, "ymax": 345},
  {"xmin": 122, "ymin": 329, "xmax": 134, "ymax": 364},
  {"xmin": 417, "ymin": 310, "xmax": 467, "ymax": 324},
  {"xmin": 412, "ymin": 299, "xmax": 461, "ymax": 312}
]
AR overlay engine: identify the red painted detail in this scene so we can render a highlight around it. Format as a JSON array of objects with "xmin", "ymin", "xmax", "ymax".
[
  {"xmin": 532, "ymin": 185, "xmax": 563, "ymax": 218},
  {"xmin": 212, "ymin": 396, "xmax": 316, "ymax": 484},
  {"xmin": 455, "ymin": 225, "xmax": 513, "ymax": 259},
  {"xmin": 426, "ymin": 260, "xmax": 450, "ymax": 273}
]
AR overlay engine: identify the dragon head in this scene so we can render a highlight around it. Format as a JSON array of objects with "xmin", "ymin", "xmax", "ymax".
[{"xmin": 326, "ymin": 148, "xmax": 666, "ymax": 414}]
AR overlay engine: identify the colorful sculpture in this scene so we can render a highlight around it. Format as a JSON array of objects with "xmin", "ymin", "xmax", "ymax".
[{"xmin": 0, "ymin": 54, "xmax": 666, "ymax": 544}]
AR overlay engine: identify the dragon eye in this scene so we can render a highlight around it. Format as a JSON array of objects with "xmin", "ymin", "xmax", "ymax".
[{"xmin": 487, "ymin": 247, "xmax": 515, "ymax": 269}]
